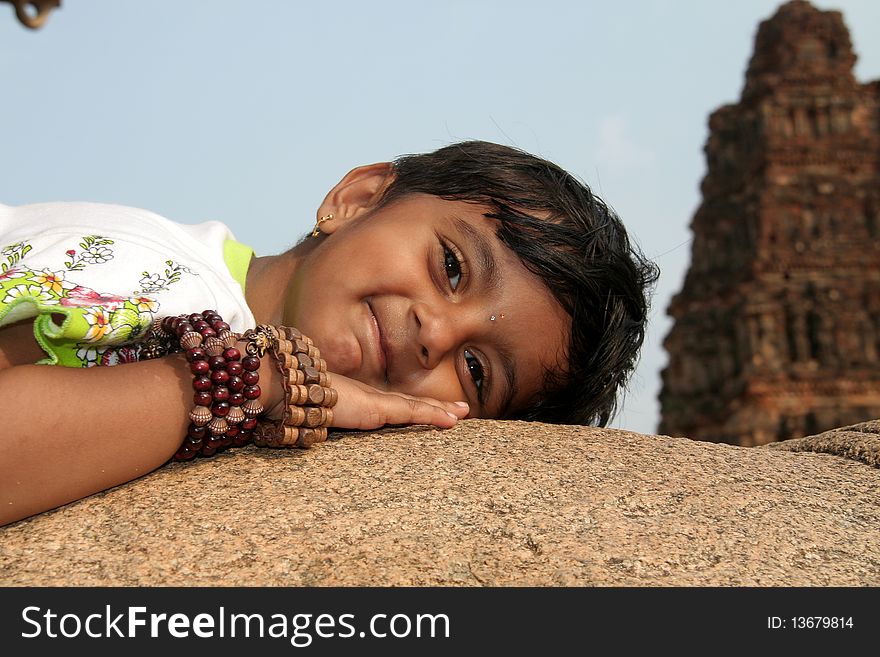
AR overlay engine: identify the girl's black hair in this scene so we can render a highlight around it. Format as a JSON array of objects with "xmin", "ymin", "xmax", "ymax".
[{"xmin": 379, "ymin": 140, "xmax": 659, "ymax": 426}]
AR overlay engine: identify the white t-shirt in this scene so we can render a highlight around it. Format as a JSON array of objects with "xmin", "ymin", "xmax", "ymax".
[{"xmin": 0, "ymin": 201, "xmax": 255, "ymax": 366}]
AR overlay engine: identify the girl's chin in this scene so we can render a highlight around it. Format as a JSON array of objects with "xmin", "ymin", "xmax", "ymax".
[{"xmin": 320, "ymin": 343, "xmax": 363, "ymax": 380}]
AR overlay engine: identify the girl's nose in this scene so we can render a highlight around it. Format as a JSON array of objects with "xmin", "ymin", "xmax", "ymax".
[{"xmin": 412, "ymin": 302, "xmax": 469, "ymax": 369}]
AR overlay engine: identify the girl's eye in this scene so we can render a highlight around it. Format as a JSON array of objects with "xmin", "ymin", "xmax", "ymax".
[
  {"xmin": 443, "ymin": 246, "xmax": 462, "ymax": 291},
  {"xmin": 464, "ymin": 349, "xmax": 484, "ymax": 394}
]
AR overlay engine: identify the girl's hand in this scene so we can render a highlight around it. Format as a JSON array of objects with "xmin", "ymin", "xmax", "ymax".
[
  {"xmin": 258, "ymin": 358, "xmax": 468, "ymax": 430},
  {"xmin": 327, "ymin": 373, "xmax": 468, "ymax": 430}
]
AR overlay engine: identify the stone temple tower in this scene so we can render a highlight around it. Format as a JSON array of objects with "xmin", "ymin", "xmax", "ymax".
[{"xmin": 659, "ymin": 0, "xmax": 880, "ymax": 446}]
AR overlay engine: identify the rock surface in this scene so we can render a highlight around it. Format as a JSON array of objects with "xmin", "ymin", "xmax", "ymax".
[{"xmin": 1, "ymin": 419, "xmax": 878, "ymax": 586}]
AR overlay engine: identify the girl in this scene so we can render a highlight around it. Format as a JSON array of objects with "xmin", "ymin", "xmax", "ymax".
[{"xmin": 0, "ymin": 141, "xmax": 658, "ymax": 526}]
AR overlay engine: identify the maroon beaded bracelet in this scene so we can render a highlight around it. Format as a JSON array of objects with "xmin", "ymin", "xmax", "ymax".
[{"xmin": 148, "ymin": 310, "xmax": 263, "ymax": 460}]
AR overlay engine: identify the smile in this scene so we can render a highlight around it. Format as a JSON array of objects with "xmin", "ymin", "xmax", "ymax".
[{"xmin": 365, "ymin": 299, "xmax": 388, "ymax": 385}]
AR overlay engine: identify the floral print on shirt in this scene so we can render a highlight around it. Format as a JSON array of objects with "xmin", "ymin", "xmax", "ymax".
[{"xmin": 0, "ymin": 237, "xmax": 196, "ymax": 367}]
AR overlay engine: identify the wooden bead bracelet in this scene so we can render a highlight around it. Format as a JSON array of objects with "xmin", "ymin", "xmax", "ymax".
[{"xmin": 248, "ymin": 324, "xmax": 337, "ymax": 449}]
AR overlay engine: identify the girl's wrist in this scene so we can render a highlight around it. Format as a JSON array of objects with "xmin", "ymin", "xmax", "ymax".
[{"xmin": 258, "ymin": 354, "xmax": 286, "ymax": 419}]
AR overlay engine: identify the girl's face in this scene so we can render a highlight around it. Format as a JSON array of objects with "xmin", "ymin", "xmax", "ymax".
[{"xmin": 284, "ymin": 191, "xmax": 569, "ymax": 419}]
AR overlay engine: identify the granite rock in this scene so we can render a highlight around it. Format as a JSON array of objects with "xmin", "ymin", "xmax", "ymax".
[{"xmin": 1, "ymin": 419, "xmax": 877, "ymax": 586}]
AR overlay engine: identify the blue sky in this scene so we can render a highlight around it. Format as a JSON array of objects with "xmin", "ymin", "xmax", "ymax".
[{"xmin": 2, "ymin": 0, "xmax": 878, "ymax": 433}]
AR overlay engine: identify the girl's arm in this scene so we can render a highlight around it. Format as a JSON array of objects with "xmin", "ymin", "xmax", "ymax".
[
  {"xmin": 0, "ymin": 356, "xmax": 192, "ymax": 525},
  {"xmin": 0, "ymin": 319, "xmax": 46, "ymax": 370}
]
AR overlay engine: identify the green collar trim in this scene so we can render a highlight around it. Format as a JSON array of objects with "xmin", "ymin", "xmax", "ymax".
[{"xmin": 223, "ymin": 238, "xmax": 254, "ymax": 295}]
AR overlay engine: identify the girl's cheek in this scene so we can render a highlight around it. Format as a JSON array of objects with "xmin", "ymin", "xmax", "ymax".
[{"xmin": 395, "ymin": 367, "xmax": 466, "ymax": 405}]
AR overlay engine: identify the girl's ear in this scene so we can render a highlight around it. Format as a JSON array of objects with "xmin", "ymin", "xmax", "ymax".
[{"xmin": 315, "ymin": 162, "xmax": 395, "ymax": 235}]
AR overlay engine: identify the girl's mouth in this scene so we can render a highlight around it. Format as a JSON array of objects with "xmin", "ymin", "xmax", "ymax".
[{"xmin": 365, "ymin": 299, "xmax": 388, "ymax": 385}]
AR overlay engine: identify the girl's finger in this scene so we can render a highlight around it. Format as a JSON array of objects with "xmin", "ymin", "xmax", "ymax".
[
  {"xmin": 332, "ymin": 392, "xmax": 460, "ymax": 430},
  {"xmin": 382, "ymin": 392, "xmax": 470, "ymax": 418},
  {"xmin": 377, "ymin": 395, "xmax": 461, "ymax": 428}
]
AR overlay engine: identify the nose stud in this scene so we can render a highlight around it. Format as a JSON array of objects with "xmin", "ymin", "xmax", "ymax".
[{"xmin": 489, "ymin": 313, "xmax": 505, "ymax": 322}]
